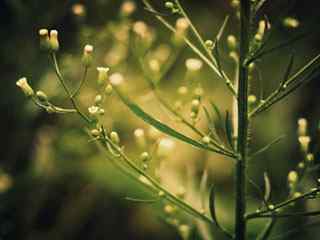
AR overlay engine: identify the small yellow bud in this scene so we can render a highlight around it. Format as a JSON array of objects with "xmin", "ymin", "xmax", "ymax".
[
  {"xmin": 36, "ymin": 91, "xmax": 48, "ymax": 102},
  {"xmin": 49, "ymin": 30, "xmax": 59, "ymax": 51},
  {"xmin": 288, "ymin": 171, "xmax": 298, "ymax": 184},
  {"xmin": 72, "ymin": 4, "xmax": 86, "ymax": 17},
  {"xmin": 307, "ymin": 153, "xmax": 314, "ymax": 162},
  {"xmin": 134, "ymin": 128, "xmax": 146, "ymax": 148},
  {"xmin": 194, "ymin": 87, "xmax": 204, "ymax": 98},
  {"xmin": 298, "ymin": 136, "xmax": 311, "ymax": 152},
  {"xmin": 165, "ymin": 2, "xmax": 174, "ymax": 9},
  {"xmin": 176, "ymin": 18, "xmax": 189, "ymax": 32},
  {"xmin": 16, "ymin": 77, "xmax": 34, "ymax": 97},
  {"xmin": 97, "ymin": 67, "xmax": 110, "ymax": 85},
  {"xmin": 164, "ymin": 204, "xmax": 176, "ymax": 214},
  {"xmin": 298, "ymin": 118, "xmax": 308, "ymax": 136},
  {"xmin": 82, "ymin": 44, "xmax": 94, "ymax": 67},
  {"xmin": 191, "ymin": 99, "xmax": 200, "ymax": 113},
  {"xmin": 110, "ymin": 131, "xmax": 120, "ymax": 144},
  {"xmin": 205, "ymin": 40, "xmax": 214, "ymax": 50},
  {"xmin": 248, "ymin": 95, "xmax": 257, "ymax": 104},
  {"xmin": 178, "ymin": 224, "xmax": 191, "ymax": 240},
  {"xmin": 268, "ymin": 204, "xmax": 275, "ymax": 210},
  {"xmin": 283, "ymin": 17, "xmax": 300, "ymax": 29},
  {"xmin": 105, "ymin": 84, "xmax": 113, "ymax": 95},
  {"xmin": 177, "ymin": 86, "xmax": 188, "ymax": 95},
  {"xmin": 202, "ymin": 136, "xmax": 211, "ymax": 144},
  {"xmin": 94, "ymin": 95, "xmax": 103, "ymax": 105},
  {"xmin": 227, "ymin": 35, "xmax": 237, "ymax": 50},
  {"xmin": 140, "ymin": 152, "xmax": 150, "ymax": 162},
  {"xmin": 109, "ymin": 72, "xmax": 124, "ymax": 86},
  {"xmin": 293, "ymin": 192, "xmax": 302, "ymax": 198}
]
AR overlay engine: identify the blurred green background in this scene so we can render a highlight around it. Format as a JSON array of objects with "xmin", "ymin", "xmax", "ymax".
[{"xmin": 1, "ymin": 0, "xmax": 320, "ymax": 239}]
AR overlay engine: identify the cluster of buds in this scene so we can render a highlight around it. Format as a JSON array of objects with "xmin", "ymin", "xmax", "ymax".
[
  {"xmin": 226, "ymin": 35, "xmax": 238, "ymax": 61},
  {"xmin": 254, "ymin": 20, "xmax": 268, "ymax": 42},
  {"xmin": 39, "ymin": 29, "xmax": 60, "ymax": 52},
  {"xmin": 287, "ymin": 170, "xmax": 299, "ymax": 191}
]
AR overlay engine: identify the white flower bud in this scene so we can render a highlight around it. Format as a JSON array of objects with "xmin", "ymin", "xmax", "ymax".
[
  {"xmin": 288, "ymin": 171, "xmax": 298, "ymax": 184},
  {"xmin": 298, "ymin": 136, "xmax": 311, "ymax": 152},
  {"xmin": 97, "ymin": 67, "xmax": 110, "ymax": 85},
  {"xmin": 109, "ymin": 72, "xmax": 124, "ymax": 86},
  {"xmin": 36, "ymin": 91, "xmax": 48, "ymax": 102},
  {"xmin": 39, "ymin": 28, "xmax": 50, "ymax": 51},
  {"xmin": 16, "ymin": 77, "xmax": 34, "ymax": 97},
  {"xmin": 134, "ymin": 128, "xmax": 146, "ymax": 148},
  {"xmin": 49, "ymin": 30, "xmax": 59, "ymax": 51},
  {"xmin": 110, "ymin": 131, "xmax": 120, "ymax": 144},
  {"xmin": 157, "ymin": 138, "xmax": 175, "ymax": 158},
  {"xmin": 185, "ymin": 58, "xmax": 203, "ymax": 71},
  {"xmin": 82, "ymin": 44, "xmax": 94, "ymax": 67}
]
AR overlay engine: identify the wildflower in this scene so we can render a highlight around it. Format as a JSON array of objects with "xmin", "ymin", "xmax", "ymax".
[
  {"xmin": 97, "ymin": 67, "xmax": 110, "ymax": 85},
  {"xmin": 82, "ymin": 44, "xmax": 94, "ymax": 67},
  {"xmin": 185, "ymin": 58, "xmax": 203, "ymax": 71},
  {"xmin": 49, "ymin": 30, "xmax": 60, "ymax": 51},
  {"xmin": 16, "ymin": 77, "xmax": 34, "ymax": 97}
]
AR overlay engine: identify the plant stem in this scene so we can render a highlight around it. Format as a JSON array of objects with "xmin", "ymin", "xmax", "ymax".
[{"xmin": 235, "ymin": 0, "xmax": 251, "ymax": 239}]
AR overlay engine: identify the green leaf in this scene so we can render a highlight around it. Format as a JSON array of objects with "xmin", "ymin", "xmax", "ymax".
[
  {"xmin": 209, "ymin": 185, "xmax": 217, "ymax": 222},
  {"xmin": 210, "ymin": 101, "xmax": 223, "ymax": 128},
  {"xmin": 281, "ymin": 53, "xmax": 295, "ymax": 87},
  {"xmin": 114, "ymin": 88, "xmax": 230, "ymax": 155},
  {"xmin": 263, "ymin": 172, "xmax": 271, "ymax": 202},
  {"xmin": 225, "ymin": 111, "xmax": 234, "ymax": 150}
]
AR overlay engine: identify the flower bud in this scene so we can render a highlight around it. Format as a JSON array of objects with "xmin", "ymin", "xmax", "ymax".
[
  {"xmin": 288, "ymin": 171, "xmax": 298, "ymax": 184},
  {"xmin": 185, "ymin": 58, "xmax": 203, "ymax": 72},
  {"xmin": 49, "ymin": 30, "xmax": 59, "ymax": 52},
  {"xmin": 16, "ymin": 77, "xmax": 34, "ymax": 97},
  {"xmin": 105, "ymin": 84, "xmax": 113, "ymax": 95},
  {"xmin": 88, "ymin": 105, "xmax": 99, "ymax": 116},
  {"xmin": 164, "ymin": 204, "xmax": 176, "ymax": 214},
  {"xmin": 94, "ymin": 95, "xmax": 103, "ymax": 105},
  {"xmin": 297, "ymin": 118, "xmax": 307, "ymax": 136},
  {"xmin": 91, "ymin": 129, "xmax": 100, "ymax": 137},
  {"xmin": 298, "ymin": 136, "xmax": 311, "ymax": 153},
  {"xmin": 205, "ymin": 40, "xmax": 214, "ymax": 50},
  {"xmin": 134, "ymin": 128, "xmax": 146, "ymax": 148},
  {"xmin": 82, "ymin": 44, "xmax": 94, "ymax": 67},
  {"xmin": 39, "ymin": 28, "xmax": 50, "ymax": 51},
  {"xmin": 97, "ymin": 67, "xmax": 110, "ymax": 85},
  {"xmin": 36, "ymin": 91, "xmax": 48, "ymax": 102},
  {"xmin": 165, "ymin": 1, "xmax": 174, "ymax": 9},
  {"xmin": 178, "ymin": 224, "xmax": 191, "ymax": 240},
  {"xmin": 140, "ymin": 152, "xmax": 150, "ymax": 162},
  {"xmin": 227, "ymin": 35, "xmax": 237, "ymax": 50},
  {"xmin": 157, "ymin": 138, "xmax": 175, "ymax": 158},
  {"xmin": 110, "ymin": 131, "xmax": 120, "ymax": 144},
  {"xmin": 283, "ymin": 17, "xmax": 300, "ymax": 29},
  {"xmin": 191, "ymin": 99, "xmax": 200, "ymax": 113},
  {"xmin": 202, "ymin": 136, "xmax": 211, "ymax": 144}
]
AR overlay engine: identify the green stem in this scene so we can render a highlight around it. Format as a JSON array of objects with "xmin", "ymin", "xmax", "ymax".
[
  {"xmin": 51, "ymin": 53, "xmax": 91, "ymax": 124},
  {"xmin": 235, "ymin": 0, "xmax": 251, "ymax": 239}
]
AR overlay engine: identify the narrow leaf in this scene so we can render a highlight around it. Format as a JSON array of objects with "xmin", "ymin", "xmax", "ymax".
[
  {"xmin": 263, "ymin": 172, "xmax": 271, "ymax": 202},
  {"xmin": 225, "ymin": 111, "xmax": 234, "ymax": 150},
  {"xmin": 209, "ymin": 185, "xmax": 217, "ymax": 222},
  {"xmin": 114, "ymin": 88, "xmax": 227, "ymax": 154},
  {"xmin": 125, "ymin": 197, "xmax": 158, "ymax": 203},
  {"xmin": 210, "ymin": 101, "xmax": 223, "ymax": 128},
  {"xmin": 251, "ymin": 135, "xmax": 286, "ymax": 159},
  {"xmin": 281, "ymin": 53, "xmax": 295, "ymax": 86}
]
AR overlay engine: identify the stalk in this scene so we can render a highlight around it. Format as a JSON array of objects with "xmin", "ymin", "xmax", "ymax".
[{"xmin": 235, "ymin": 0, "xmax": 251, "ymax": 239}]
